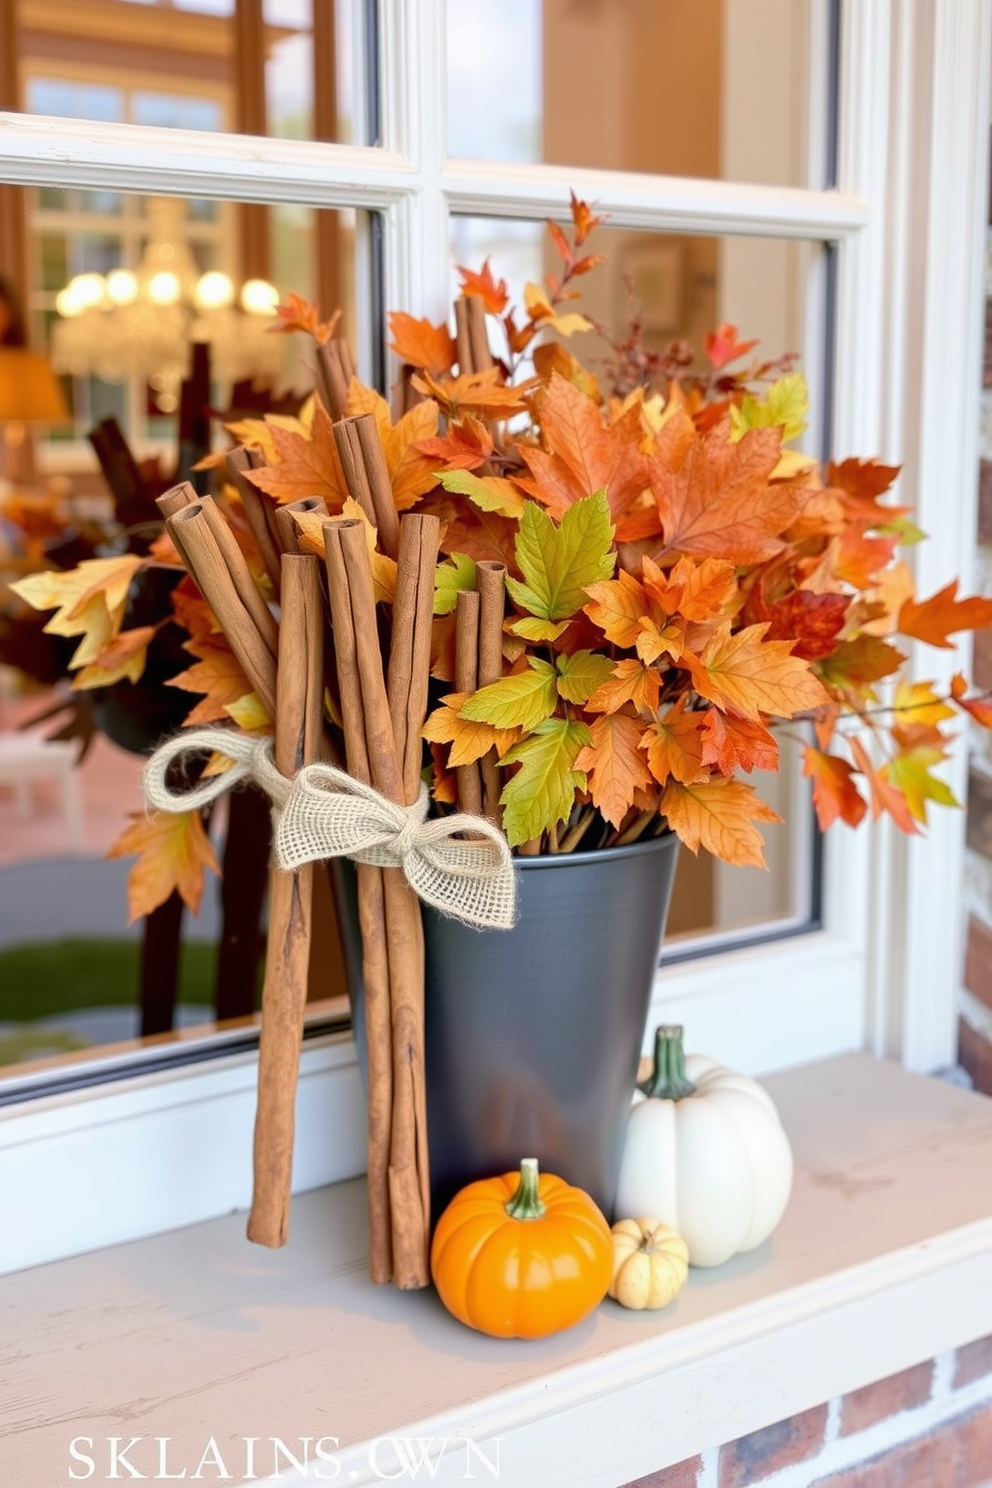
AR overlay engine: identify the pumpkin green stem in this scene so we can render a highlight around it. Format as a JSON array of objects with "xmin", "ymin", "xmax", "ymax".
[
  {"xmin": 504, "ymin": 1157, "xmax": 547, "ymax": 1220},
  {"xmin": 638, "ymin": 1025, "xmax": 697, "ymax": 1100}
]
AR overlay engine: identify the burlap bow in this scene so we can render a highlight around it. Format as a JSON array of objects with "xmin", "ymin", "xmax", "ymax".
[{"xmin": 143, "ymin": 728, "xmax": 517, "ymax": 930}]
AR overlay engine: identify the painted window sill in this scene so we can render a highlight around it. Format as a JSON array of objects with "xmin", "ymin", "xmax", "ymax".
[{"xmin": 3, "ymin": 1053, "xmax": 992, "ymax": 1487}]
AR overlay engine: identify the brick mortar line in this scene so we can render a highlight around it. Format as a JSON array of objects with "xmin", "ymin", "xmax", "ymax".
[
  {"xmin": 961, "ymin": 989, "xmax": 992, "ymax": 1043},
  {"xmin": 710, "ymin": 1359, "xmax": 992, "ymax": 1488}
]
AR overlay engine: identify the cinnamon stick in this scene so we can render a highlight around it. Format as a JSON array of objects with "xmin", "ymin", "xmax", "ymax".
[
  {"xmin": 316, "ymin": 340, "xmax": 350, "ymax": 421},
  {"xmin": 466, "ymin": 295, "xmax": 492, "ymax": 372},
  {"xmin": 333, "ymin": 419, "xmax": 377, "ymax": 526},
  {"xmin": 454, "ymin": 298, "xmax": 473, "ymax": 375},
  {"xmin": 246, "ymin": 553, "xmax": 324, "ymax": 1247},
  {"xmin": 454, "ymin": 588, "xmax": 484, "ymax": 816},
  {"xmin": 325, "ymin": 518, "xmax": 430, "ymax": 1288},
  {"xmin": 354, "ymin": 415, "xmax": 401, "ymax": 561},
  {"xmin": 156, "ymin": 481, "xmax": 198, "ymax": 520},
  {"xmin": 476, "ymin": 560, "xmax": 506, "ymax": 821},
  {"xmin": 387, "ymin": 513, "xmax": 441, "ymax": 804},
  {"xmin": 272, "ymin": 495, "xmax": 329, "ymax": 556},
  {"xmin": 227, "ymin": 447, "xmax": 282, "ymax": 592},
  {"xmin": 166, "ymin": 502, "xmax": 277, "ymax": 718},
  {"xmin": 322, "ymin": 519, "xmax": 394, "ymax": 1283},
  {"xmin": 197, "ymin": 496, "xmax": 280, "ymax": 662}
]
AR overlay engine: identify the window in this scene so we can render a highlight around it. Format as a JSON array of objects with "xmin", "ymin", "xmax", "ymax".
[{"xmin": 0, "ymin": 0, "xmax": 987, "ymax": 1273}]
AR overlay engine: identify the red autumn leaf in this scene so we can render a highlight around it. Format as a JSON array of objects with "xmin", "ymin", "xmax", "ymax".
[
  {"xmin": 898, "ymin": 580, "xmax": 992, "ymax": 649},
  {"xmin": 803, "ymin": 746, "xmax": 868, "ymax": 830},
  {"xmin": 415, "ymin": 416, "xmax": 494, "ymax": 472},
  {"xmin": 762, "ymin": 590, "xmax": 850, "ymax": 661},
  {"xmin": 701, "ymin": 710, "xmax": 780, "ymax": 776},
  {"xmin": 951, "ymin": 671, "xmax": 992, "ymax": 728},
  {"xmin": 703, "ymin": 323, "xmax": 759, "ymax": 371},
  {"xmin": 457, "ymin": 261, "xmax": 509, "ymax": 316},
  {"xmin": 644, "ymin": 413, "xmax": 803, "ymax": 563},
  {"xmin": 574, "ymin": 711, "xmax": 653, "ymax": 828},
  {"xmin": 388, "ymin": 312, "xmax": 457, "ymax": 377}
]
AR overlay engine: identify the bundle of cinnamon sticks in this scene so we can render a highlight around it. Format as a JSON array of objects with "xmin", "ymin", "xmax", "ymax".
[{"xmin": 156, "ymin": 308, "xmax": 510, "ymax": 1287}]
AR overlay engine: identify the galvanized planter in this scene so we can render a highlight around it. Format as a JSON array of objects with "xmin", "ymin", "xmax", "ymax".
[{"xmin": 336, "ymin": 831, "xmax": 680, "ymax": 1224}]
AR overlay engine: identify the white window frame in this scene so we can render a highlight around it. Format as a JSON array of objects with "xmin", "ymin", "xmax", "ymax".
[{"xmin": 0, "ymin": 0, "xmax": 988, "ymax": 1276}]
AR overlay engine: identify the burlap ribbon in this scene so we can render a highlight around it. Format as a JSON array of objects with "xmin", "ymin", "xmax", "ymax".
[{"xmin": 143, "ymin": 728, "xmax": 518, "ymax": 930}]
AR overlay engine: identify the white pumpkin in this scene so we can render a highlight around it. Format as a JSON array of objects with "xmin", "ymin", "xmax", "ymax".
[{"xmin": 615, "ymin": 1025, "xmax": 793, "ymax": 1267}]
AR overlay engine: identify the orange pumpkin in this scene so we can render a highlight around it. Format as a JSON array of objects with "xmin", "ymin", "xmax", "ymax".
[{"xmin": 430, "ymin": 1157, "xmax": 613, "ymax": 1338}]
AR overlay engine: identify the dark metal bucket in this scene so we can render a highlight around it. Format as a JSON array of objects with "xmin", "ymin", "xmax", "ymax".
[{"xmin": 334, "ymin": 831, "xmax": 679, "ymax": 1223}]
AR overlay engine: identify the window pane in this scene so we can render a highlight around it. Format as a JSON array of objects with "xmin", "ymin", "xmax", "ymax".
[
  {"xmin": 16, "ymin": 0, "xmax": 373, "ymax": 145},
  {"xmin": 0, "ymin": 189, "xmax": 373, "ymax": 1083},
  {"xmin": 447, "ymin": 0, "xmax": 836, "ymax": 189},
  {"xmin": 450, "ymin": 216, "xmax": 828, "ymax": 944}
]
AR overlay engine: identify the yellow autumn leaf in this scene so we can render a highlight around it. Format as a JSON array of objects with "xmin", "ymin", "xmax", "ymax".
[
  {"xmin": 224, "ymin": 692, "xmax": 273, "ymax": 732},
  {"xmin": 72, "ymin": 625, "xmax": 156, "ymax": 690},
  {"xmin": 11, "ymin": 555, "xmax": 142, "ymax": 669}
]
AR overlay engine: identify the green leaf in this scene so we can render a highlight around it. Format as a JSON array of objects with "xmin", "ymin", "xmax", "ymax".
[
  {"xmin": 876, "ymin": 514, "xmax": 927, "ymax": 546},
  {"xmin": 499, "ymin": 717, "xmax": 591, "ymax": 845},
  {"xmin": 504, "ymin": 492, "xmax": 615, "ymax": 621},
  {"xmin": 882, "ymin": 748, "xmax": 959, "ymax": 823},
  {"xmin": 460, "ymin": 657, "xmax": 558, "ymax": 730},
  {"xmin": 555, "ymin": 649, "xmax": 615, "ymax": 704},
  {"xmin": 437, "ymin": 469, "xmax": 526, "ymax": 518},
  {"xmin": 730, "ymin": 372, "xmax": 809, "ymax": 443},
  {"xmin": 434, "ymin": 552, "xmax": 477, "ymax": 615},
  {"xmin": 507, "ymin": 615, "xmax": 572, "ymax": 643}
]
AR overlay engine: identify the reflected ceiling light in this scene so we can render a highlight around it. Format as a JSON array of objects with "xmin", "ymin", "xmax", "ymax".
[{"xmin": 51, "ymin": 199, "xmax": 283, "ymax": 411}]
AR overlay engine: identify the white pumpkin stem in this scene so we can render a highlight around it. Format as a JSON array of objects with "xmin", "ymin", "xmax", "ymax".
[{"xmin": 639, "ymin": 1025, "xmax": 697, "ymax": 1100}]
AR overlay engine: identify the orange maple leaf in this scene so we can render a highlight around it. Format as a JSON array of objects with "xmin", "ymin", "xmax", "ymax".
[
  {"xmin": 419, "ymin": 492, "xmax": 519, "ymax": 568},
  {"xmin": 245, "ymin": 400, "xmax": 350, "ymax": 508},
  {"xmin": 641, "ymin": 701, "xmax": 709, "ymax": 787},
  {"xmin": 583, "ymin": 570, "xmax": 651, "ymax": 648},
  {"xmin": 422, "ymin": 692, "xmax": 519, "ymax": 767},
  {"xmin": 73, "ymin": 625, "xmax": 157, "ymax": 691},
  {"xmin": 688, "ymin": 623, "xmax": 829, "ymax": 723},
  {"xmin": 108, "ymin": 808, "xmax": 220, "ymax": 922},
  {"xmin": 643, "ymin": 554, "xmax": 740, "ymax": 625},
  {"xmin": 586, "ymin": 658, "xmax": 661, "ymax": 715},
  {"xmin": 574, "ymin": 711, "xmax": 653, "ymax": 829},
  {"xmin": 700, "ymin": 710, "xmax": 779, "ymax": 776},
  {"xmin": 660, "ymin": 778, "xmax": 781, "ymax": 867},
  {"xmin": 898, "ymin": 580, "xmax": 992, "ymax": 649},
  {"xmin": 388, "ymin": 312, "xmax": 456, "ymax": 377},
  {"xmin": 849, "ymin": 736, "xmax": 919, "ymax": 834},
  {"xmin": 412, "ymin": 367, "xmax": 536, "ymax": 421},
  {"xmin": 569, "ymin": 191, "xmax": 606, "ymax": 247},
  {"xmin": 644, "ymin": 413, "xmax": 803, "ymax": 563},
  {"xmin": 272, "ymin": 292, "xmax": 341, "ymax": 345},
  {"xmin": 520, "ymin": 373, "xmax": 647, "ymax": 522},
  {"xmin": 415, "ymin": 416, "xmax": 494, "ymax": 472},
  {"xmin": 168, "ymin": 636, "xmax": 257, "ymax": 727},
  {"xmin": 457, "ymin": 260, "xmax": 509, "ymax": 315},
  {"xmin": 951, "ymin": 672, "xmax": 992, "ymax": 728},
  {"xmin": 802, "ymin": 746, "xmax": 868, "ymax": 829}
]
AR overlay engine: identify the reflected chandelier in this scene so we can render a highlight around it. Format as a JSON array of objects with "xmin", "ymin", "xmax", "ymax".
[{"xmin": 51, "ymin": 198, "xmax": 284, "ymax": 413}]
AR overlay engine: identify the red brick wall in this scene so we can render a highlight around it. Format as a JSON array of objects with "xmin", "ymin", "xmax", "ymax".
[
  {"xmin": 959, "ymin": 134, "xmax": 992, "ymax": 1096},
  {"xmin": 619, "ymin": 1335, "xmax": 992, "ymax": 1487}
]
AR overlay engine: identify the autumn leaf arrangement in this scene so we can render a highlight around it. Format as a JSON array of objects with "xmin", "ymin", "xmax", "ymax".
[{"xmin": 12, "ymin": 190, "xmax": 992, "ymax": 905}]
